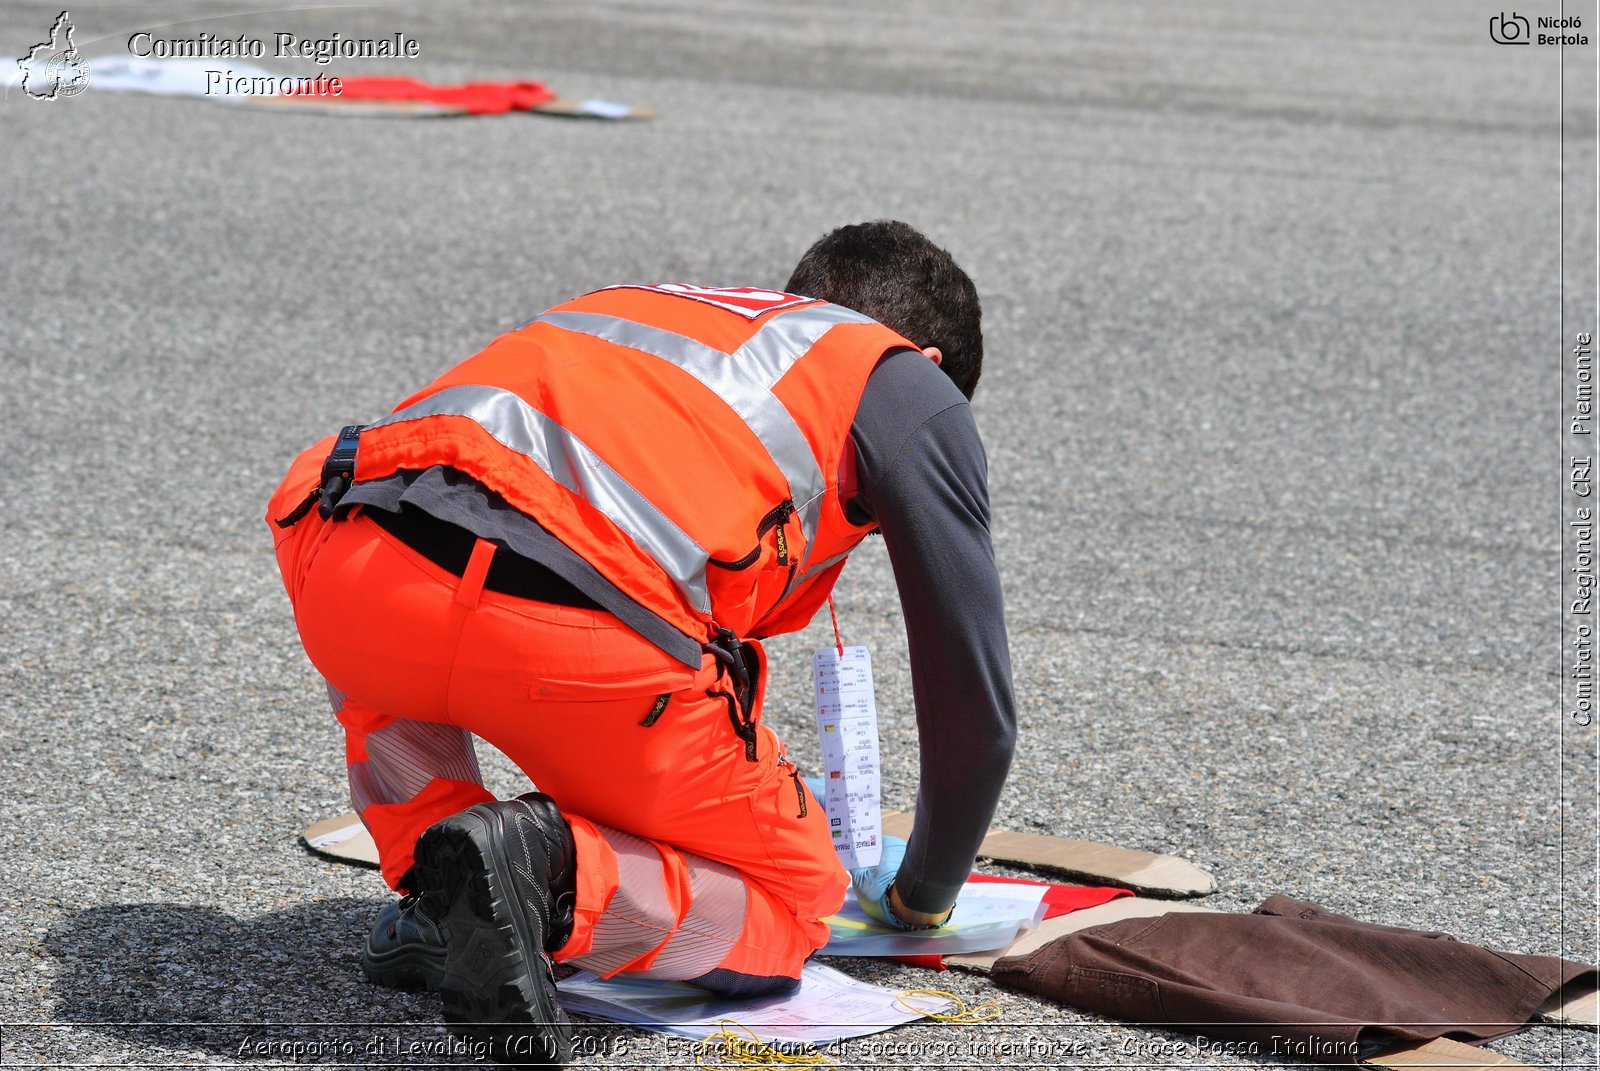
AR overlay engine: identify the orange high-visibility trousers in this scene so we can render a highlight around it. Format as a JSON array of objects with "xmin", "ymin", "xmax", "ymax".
[{"xmin": 274, "ymin": 502, "xmax": 848, "ymax": 990}]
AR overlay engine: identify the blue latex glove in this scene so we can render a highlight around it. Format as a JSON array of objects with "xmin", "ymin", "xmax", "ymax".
[
  {"xmin": 803, "ymin": 776, "xmax": 825, "ymax": 803},
  {"xmin": 850, "ymin": 835, "xmax": 917, "ymax": 930}
]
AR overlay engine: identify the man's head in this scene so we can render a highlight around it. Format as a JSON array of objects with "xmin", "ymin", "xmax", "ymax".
[{"xmin": 785, "ymin": 220, "xmax": 984, "ymax": 399}]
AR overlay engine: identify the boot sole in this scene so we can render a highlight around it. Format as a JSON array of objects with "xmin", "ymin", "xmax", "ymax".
[
  {"xmin": 413, "ymin": 807, "xmax": 575, "ymax": 1067},
  {"xmin": 361, "ymin": 938, "xmax": 447, "ymax": 992}
]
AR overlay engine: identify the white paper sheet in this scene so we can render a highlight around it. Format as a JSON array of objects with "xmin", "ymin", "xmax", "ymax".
[
  {"xmin": 813, "ymin": 645, "xmax": 883, "ymax": 870},
  {"xmin": 556, "ymin": 960, "xmax": 945, "ymax": 1043},
  {"xmin": 573, "ymin": 98, "xmax": 633, "ymax": 118},
  {"xmin": 821, "ymin": 880, "xmax": 1050, "ymax": 957}
]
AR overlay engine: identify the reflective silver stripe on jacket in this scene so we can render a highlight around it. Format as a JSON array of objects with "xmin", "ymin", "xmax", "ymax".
[
  {"xmin": 534, "ymin": 304, "xmax": 874, "ymax": 570},
  {"xmin": 789, "ymin": 547, "xmax": 854, "ymax": 590},
  {"xmin": 731, "ymin": 303, "xmax": 876, "ymax": 571},
  {"xmin": 368, "ymin": 384, "xmax": 712, "ymax": 614},
  {"xmin": 730, "ymin": 302, "xmax": 874, "ymax": 389}
]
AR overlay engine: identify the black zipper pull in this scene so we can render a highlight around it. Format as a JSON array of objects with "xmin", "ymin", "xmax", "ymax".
[
  {"xmin": 708, "ymin": 686, "xmax": 759, "ymax": 762},
  {"xmin": 639, "ymin": 694, "xmax": 670, "ymax": 727},
  {"xmin": 707, "ymin": 500, "xmax": 798, "ymax": 571},
  {"xmin": 776, "ymin": 755, "xmax": 807, "ymax": 817},
  {"xmin": 773, "ymin": 500, "xmax": 795, "ymax": 564},
  {"xmin": 273, "ymin": 485, "xmax": 321, "ymax": 528}
]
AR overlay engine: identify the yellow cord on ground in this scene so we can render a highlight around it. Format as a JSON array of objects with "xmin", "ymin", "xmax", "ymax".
[
  {"xmin": 894, "ymin": 987, "xmax": 1002, "ymax": 1023},
  {"xmin": 693, "ymin": 1020, "xmax": 836, "ymax": 1069}
]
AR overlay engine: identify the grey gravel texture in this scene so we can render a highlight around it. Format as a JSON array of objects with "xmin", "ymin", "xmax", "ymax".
[{"xmin": 2, "ymin": 1, "xmax": 1597, "ymax": 1068}]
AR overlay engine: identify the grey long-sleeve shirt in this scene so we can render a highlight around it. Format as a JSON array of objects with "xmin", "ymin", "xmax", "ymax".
[
  {"xmin": 845, "ymin": 350, "xmax": 1016, "ymax": 913},
  {"xmin": 341, "ymin": 347, "xmax": 1016, "ymax": 916}
]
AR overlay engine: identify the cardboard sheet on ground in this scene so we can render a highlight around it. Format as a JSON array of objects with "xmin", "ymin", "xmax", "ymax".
[
  {"xmin": 1535, "ymin": 978, "xmax": 1600, "ymax": 1027},
  {"xmin": 820, "ymin": 880, "xmax": 1049, "ymax": 957},
  {"xmin": 555, "ymin": 960, "xmax": 944, "ymax": 1044},
  {"xmin": 301, "ymin": 811, "xmax": 1211, "ymax": 896},
  {"xmin": 881, "ymin": 810, "xmax": 1214, "ymax": 897},
  {"xmin": 302, "ymin": 813, "xmax": 380, "ymax": 867},
  {"xmin": 1366, "ymin": 1037, "xmax": 1539, "ymax": 1069}
]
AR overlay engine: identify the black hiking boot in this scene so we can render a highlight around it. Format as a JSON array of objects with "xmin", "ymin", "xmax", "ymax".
[
  {"xmin": 411, "ymin": 792, "xmax": 578, "ymax": 1067},
  {"xmin": 362, "ymin": 890, "xmax": 448, "ymax": 991}
]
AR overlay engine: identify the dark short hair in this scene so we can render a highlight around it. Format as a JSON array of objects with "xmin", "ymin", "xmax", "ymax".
[{"xmin": 785, "ymin": 220, "xmax": 984, "ymax": 398}]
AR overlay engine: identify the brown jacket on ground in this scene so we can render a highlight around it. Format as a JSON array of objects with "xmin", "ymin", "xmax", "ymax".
[{"xmin": 992, "ymin": 895, "xmax": 1594, "ymax": 1064}]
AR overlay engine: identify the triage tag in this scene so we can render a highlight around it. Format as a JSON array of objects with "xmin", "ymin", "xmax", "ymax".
[{"xmin": 812, "ymin": 644, "xmax": 883, "ymax": 870}]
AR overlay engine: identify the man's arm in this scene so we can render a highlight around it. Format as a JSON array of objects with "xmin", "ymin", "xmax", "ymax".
[{"xmin": 849, "ymin": 351, "xmax": 1018, "ymax": 918}]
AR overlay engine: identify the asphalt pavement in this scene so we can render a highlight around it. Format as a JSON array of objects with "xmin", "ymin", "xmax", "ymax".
[{"xmin": 2, "ymin": 1, "xmax": 1596, "ymax": 1068}]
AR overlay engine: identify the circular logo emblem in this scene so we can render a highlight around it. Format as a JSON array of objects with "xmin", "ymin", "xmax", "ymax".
[{"xmin": 45, "ymin": 51, "xmax": 90, "ymax": 97}]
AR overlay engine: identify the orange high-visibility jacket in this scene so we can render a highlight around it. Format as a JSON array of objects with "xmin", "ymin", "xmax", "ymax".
[{"xmin": 349, "ymin": 284, "xmax": 922, "ymax": 645}]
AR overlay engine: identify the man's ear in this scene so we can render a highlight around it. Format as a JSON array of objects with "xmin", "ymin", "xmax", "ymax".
[{"xmin": 921, "ymin": 346, "xmax": 943, "ymax": 366}]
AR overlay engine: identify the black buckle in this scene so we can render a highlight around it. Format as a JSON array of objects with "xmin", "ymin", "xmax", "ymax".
[{"xmin": 316, "ymin": 423, "xmax": 366, "ymax": 519}]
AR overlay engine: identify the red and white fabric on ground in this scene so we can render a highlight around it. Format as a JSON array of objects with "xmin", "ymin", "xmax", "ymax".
[
  {"xmin": 283, "ymin": 75, "xmax": 556, "ymax": 114},
  {"xmin": 892, "ymin": 875, "xmax": 1132, "ymax": 970}
]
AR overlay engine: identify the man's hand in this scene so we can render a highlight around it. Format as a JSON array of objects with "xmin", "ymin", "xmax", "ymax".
[
  {"xmin": 850, "ymin": 836, "xmax": 954, "ymax": 931},
  {"xmin": 804, "ymin": 781, "xmax": 956, "ymax": 929},
  {"xmin": 888, "ymin": 884, "xmax": 954, "ymax": 927}
]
